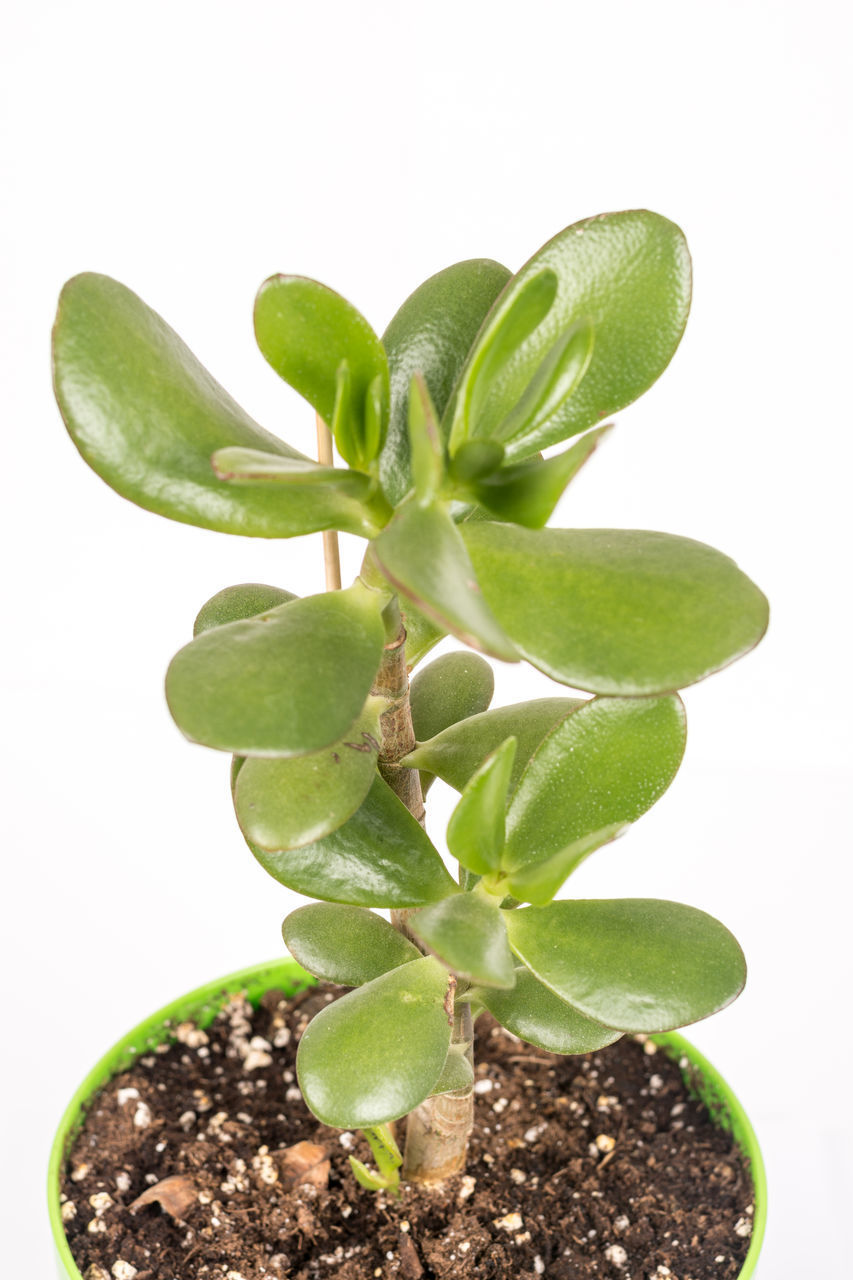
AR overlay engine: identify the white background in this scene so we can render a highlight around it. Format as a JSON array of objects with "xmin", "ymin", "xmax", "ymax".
[{"xmin": 2, "ymin": 2, "xmax": 850, "ymax": 1275}]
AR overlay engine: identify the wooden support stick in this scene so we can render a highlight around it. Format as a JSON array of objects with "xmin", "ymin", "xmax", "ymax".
[{"xmin": 315, "ymin": 412, "xmax": 342, "ymax": 591}]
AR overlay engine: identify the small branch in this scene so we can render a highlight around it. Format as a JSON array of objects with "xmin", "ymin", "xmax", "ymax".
[{"xmin": 315, "ymin": 412, "xmax": 342, "ymax": 591}]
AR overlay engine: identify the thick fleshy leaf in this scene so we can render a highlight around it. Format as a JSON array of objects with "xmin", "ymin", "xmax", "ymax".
[
  {"xmin": 282, "ymin": 904, "xmax": 420, "ymax": 986},
  {"xmin": 254, "ymin": 275, "xmax": 389, "ymax": 470},
  {"xmin": 409, "ymin": 652, "xmax": 495, "ymax": 746},
  {"xmin": 446, "ymin": 210, "xmax": 691, "ymax": 458},
  {"xmin": 193, "ymin": 584, "xmax": 298, "ymax": 636},
  {"xmin": 211, "ymin": 446, "xmax": 373, "ymax": 495},
  {"xmin": 403, "ymin": 697, "xmax": 585, "ymax": 794},
  {"xmin": 410, "ymin": 893, "xmax": 515, "ymax": 988},
  {"xmin": 468, "ymin": 425, "xmax": 611, "ymax": 528},
  {"xmin": 502, "ymin": 695, "xmax": 686, "ymax": 901},
  {"xmin": 476, "ymin": 966, "xmax": 622, "ymax": 1055},
  {"xmin": 430, "ymin": 1045, "xmax": 475, "ymax": 1095},
  {"xmin": 491, "ymin": 319, "xmax": 595, "ymax": 444},
  {"xmin": 53, "ymin": 274, "xmax": 375, "ymax": 538},
  {"xmin": 250, "ymin": 775, "xmax": 459, "ymax": 906},
  {"xmin": 233, "ymin": 702, "xmax": 382, "ymax": 850},
  {"xmin": 408, "ymin": 375, "xmax": 444, "ymax": 503},
  {"xmin": 380, "ymin": 259, "xmax": 512, "ymax": 505},
  {"xmin": 447, "ymin": 738, "xmax": 517, "ymax": 877},
  {"xmin": 371, "ymin": 500, "xmax": 518, "ymax": 661},
  {"xmin": 297, "ymin": 957, "xmax": 453, "ymax": 1127},
  {"xmin": 166, "ymin": 582, "xmax": 385, "ymax": 756},
  {"xmin": 464, "ymin": 524, "xmax": 769, "ymax": 694},
  {"xmin": 505, "ymin": 900, "xmax": 746, "ymax": 1032}
]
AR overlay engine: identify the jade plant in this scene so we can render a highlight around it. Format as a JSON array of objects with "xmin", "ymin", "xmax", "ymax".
[{"xmin": 53, "ymin": 209, "xmax": 768, "ymax": 1190}]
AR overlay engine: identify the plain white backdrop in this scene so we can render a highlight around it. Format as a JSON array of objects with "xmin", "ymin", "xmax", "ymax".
[{"xmin": 2, "ymin": 2, "xmax": 850, "ymax": 1275}]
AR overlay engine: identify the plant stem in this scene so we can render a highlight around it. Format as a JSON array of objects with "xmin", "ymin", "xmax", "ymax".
[
  {"xmin": 401, "ymin": 999, "xmax": 474, "ymax": 1184},
  {"xmin": 369, "ymin": 595, "xmax": 475, "ymax": 1184},
  {"xmin": 315, "ymin": 412, "xmax": 342, "ymax": 591}
]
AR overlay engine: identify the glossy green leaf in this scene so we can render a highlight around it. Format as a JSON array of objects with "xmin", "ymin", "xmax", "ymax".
[
  {"xmin": 250, "ymin": 775, "xmax": 459, "ymax": 906},
  {"xmin": 502, "ymin": 695, "xmax": 686, "ymax": 902},
  {"xmin": 492, "ymin": 318, "xmax": 595, "ymax": 445},
  {"xmin": 193, "ymin": 584, "xmax": 298, "ymax": 637},
  {"xmin": 477, "ymin": 966, "xmax": 622, "ymax": 1055},
  {"xmin": 410, "ymin": 893, "xmax": 515, "ymax": 988},
  {"xmin": 210, "ymin": 446, "xmax": 373, "ymax": 494},
  {"xmin": 254, "ymin": 274, "xmax": 389, "ymax": 470},
  {"xmin": 446, "ymin": 210, "xmax": 691, "ymax": 458},
  {"xmin": 282, "ymin": 904, "xmax": 420, "ymax": 986},
  {"xmin": 468, "ymin": 425, "xmax": 611, "ymax": 528},
  {"xmin": 297, "ymin": 957, "xmax": 452, "ymax": 1127},
  {"xmin": 408, "ymin": 375, "xmax": 444, "ymax": 503},
  {"xmin": 380, "ymin": 259, "xmax": 512, "ymax": 506},
  {"xmin": 403, "ymin": 697, "xmax": 585, "ymax": 794},
  {"xmin": 52, "ymin": 274, "xmax": 375, "ymax": 538},
  {"xmin": 505, "ymin": 900, "xmax": 746, "ymax": 1032},
  {"xmin": 234, "ymin": 701, "xmax": 382, "ymax": 850},
  {"xmin": 371, "ymin": 500, "xmax": 518, "ymax": 661},
  {"xmin": 461, "ymin": 270, "xmax": 558, "ymax": 441},
  {"xmin": 464, "ymin": 524, "xmax": 769, "ymax": 694},
  {"xmin": 410, "ymin": 651, "xmax": 495, "ymax": 746},
  {"xmin": 166, "ymin": 582, "xmax": 385, "ymax": 756},
  {"xmin": 430, "ymin": 1044, "xmax": 475, "ymax": 1095},
  {"xmin": 447, "ymin": 738, "xmax": 516, "ymax": 876}
]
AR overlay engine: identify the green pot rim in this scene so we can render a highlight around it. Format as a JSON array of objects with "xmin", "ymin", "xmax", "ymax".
[{"xmin": 48, "ymin": 956, "xmax": 766, "ymax": 1279}]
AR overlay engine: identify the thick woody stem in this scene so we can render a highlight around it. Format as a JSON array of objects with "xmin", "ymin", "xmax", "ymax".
[
  {"xmin": 401, "ymin": 1001, "xmax": 474, "ymax": 1184},
  {"xmin": 369, "ymin": 597, "xmax": 475, "ymax": 1184}
]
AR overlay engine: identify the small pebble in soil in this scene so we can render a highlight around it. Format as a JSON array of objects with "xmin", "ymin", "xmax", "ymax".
[{"xmin": 605, "ymin": 1243, "xmax": 629, "ymax": 1268}]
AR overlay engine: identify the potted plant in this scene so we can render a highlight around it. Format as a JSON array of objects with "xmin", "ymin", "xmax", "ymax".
[{"xmin": 49, "ymin": 209, "xmax": 768, "ymax": 1279}]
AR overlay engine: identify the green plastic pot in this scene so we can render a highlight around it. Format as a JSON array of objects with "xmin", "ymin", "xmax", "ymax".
[{"xmin": 48, "ymin": 957, "xmax": 767, "ymax": 1279}]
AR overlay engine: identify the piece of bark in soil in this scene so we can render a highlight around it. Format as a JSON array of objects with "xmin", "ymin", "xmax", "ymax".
[{"xmin": 61, "ymin": 987, "xmax": 755, "ymax": 1280}]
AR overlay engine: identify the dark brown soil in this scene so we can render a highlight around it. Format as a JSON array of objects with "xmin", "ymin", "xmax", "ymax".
[{"xmin": 61, "ymin": 985, "xmax": 755, "ymax": 1280}]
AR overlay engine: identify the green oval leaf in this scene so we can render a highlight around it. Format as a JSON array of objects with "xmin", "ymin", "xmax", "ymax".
[
  {"xmin": 297, "ymin": 957, "xmax": 453, "ymax": 1127},
  {"xmin": 371, "ymin": 500, "xmax": 518, "ymax": 661},
  {"xmin": 250, "ymin": 775, "xmax": 459, "ymax": 906},
  {"xmin": 502, "ymin": 695, "xmax": 686, "ymax": 901},
  {"xmin": 282, "ymin": 904, "xmax": 421, "ymax": 986},
  {"xmin": 477, "ymin": 967, "xmax": 622, "ymax": 1055},
  {"xmin": 193, "ymin": 584, "xmax": 298, "ymax": 637},
  {"xmin": 447, "ymin": 738, "xmax": 516, "ymax": 877},
  {"xmin": 505, "ymin": 899, "xmax": 746, "ymax": 1032},
  {"xmin": 464, "ymin": 524, "xmax": 769, "ymax": 694},
  {"xmin": 410, "ymin": 893, "xmax": 515, "ymax": 988},
  {"xmin": 409, "ymin": 651, "xmax": 495, "ymax": 746},
  {"xmin": 52, "ymin": 274, "xmax": 375, "ymax": 538},
  {"xmin": 403, "ymin": 697, "xmax": 585, "ymax": 794},
  {"xmin": 380, "ymin": 259, "xmax": 512, "ymax": 506},
  {"xmin": 492, "ymin": 318, "xmax": 595, "ymax": 445},
  {"xmin": 254, "ymin": 275, "xmax": 389, "ymax": 470},
  {"xmin": 166, "ymin": 582, "xmax": 385, "ymax": 756},
  {"xmin": 447, "ymin": 210, "xmax": 691, "ymax": 458},
  {"xmin": 234, "ymin": 701, "xmax": 382, "ymax": 850}
]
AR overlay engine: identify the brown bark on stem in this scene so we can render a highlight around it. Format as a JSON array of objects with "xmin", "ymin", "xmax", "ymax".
[{"xmin": 369, "ymin": 600, "xmax": 475, "ymax": 1184}]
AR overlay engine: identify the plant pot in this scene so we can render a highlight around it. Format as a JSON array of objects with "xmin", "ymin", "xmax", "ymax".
[{"xmin": 48, "ymin": 957, "xmax": 767, "ymax": 1280}]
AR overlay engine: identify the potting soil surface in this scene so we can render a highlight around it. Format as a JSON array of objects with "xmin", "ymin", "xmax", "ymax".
[{"xmin": 61, "ymin": 985, "xmax": 754, "ymax": 1280}]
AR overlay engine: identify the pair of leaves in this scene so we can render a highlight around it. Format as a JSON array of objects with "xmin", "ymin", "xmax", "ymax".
[
  {"xmin": 445, "ymin": 209, "xmax": 692, "ymax": 461},
  {"xmin": 287, "ymin": 899, "xmax": 745, "ymax": 1124},
  {"xmin": 254, "ymin": 275, "xmax": 390, "ymax": 472},
  {"xmin": 408, "ymin": 694, "xmax": 686, "ymax": 904},
  {"xmin": 166, "ymin": 581, "xmax": 387, "ymax": 757},
  {"xmin": 52, "ymin": 275, "xmax": 381, "ymax": 539}
]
